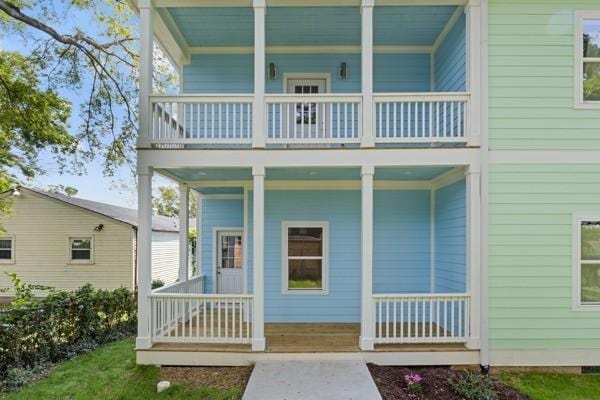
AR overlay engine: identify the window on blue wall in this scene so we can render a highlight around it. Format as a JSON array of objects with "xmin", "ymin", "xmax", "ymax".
[
  {"xmin": 282, "ymin": 222, "xmax": 329, "ymax": 294},
  {"xmin": 573, "ymin": 215, "xmax": 600, "ymax": 310}
]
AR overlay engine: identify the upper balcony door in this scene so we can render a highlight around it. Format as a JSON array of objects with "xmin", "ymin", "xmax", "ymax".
[{"xmin": 284, "ymin": 76, "xmax": 329, "ymax": 142}]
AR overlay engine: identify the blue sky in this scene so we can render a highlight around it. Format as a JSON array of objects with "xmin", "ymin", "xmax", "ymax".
[{"xmin": 2, "ymin": 2, "xmax": 172, "ymax": 209}]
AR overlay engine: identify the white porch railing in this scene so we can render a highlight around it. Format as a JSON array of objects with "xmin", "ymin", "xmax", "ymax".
[
  {"xmin": 152, "ymin": 275, "xmax": 205, "ymax": 295},
  {"xmin": 373, "ymin": 293, "xmax": 470, "ymax": 344},
  {"xmin": 150, "ymin": 293, "xmax": 254, "ymax": 344},
  {"xmin": 150, "ymin": 95, "xmax": 253, "ymax": 145},
  {"xmin": 374, "ymin": 93, "xmax": 470, "ymax": 143},
  {"xmin": 265, "ymin": 94, "xmax": 362, "ymax": 144}
]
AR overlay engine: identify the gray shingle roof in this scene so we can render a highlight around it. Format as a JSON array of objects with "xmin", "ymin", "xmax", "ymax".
[{"xmin": 22, "ymin": 187, "xmax": 179, "ymax": 232}]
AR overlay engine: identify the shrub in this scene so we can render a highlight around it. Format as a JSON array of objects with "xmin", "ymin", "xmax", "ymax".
[
  {"xmin": 151, "ymin": 279, "xmax": 165, "ymax": 289},
  {"xmin": 0, "ymin": 280, "xmax": 136, "ymax": 387},
  {"xmin": 449, "ymin": 373, "xmax": 497, "ymax": 400}
]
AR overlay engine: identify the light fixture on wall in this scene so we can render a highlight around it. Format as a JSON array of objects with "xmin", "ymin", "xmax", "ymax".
[
  {"xmin": 339, "ymin": 62, "xmax": 348, "ymax": 80},
  {"xmin": 269, "ymin": 62, "xmax": 277, "ymax": 80},
  {"xmin": 94, "ymin": 224, "xmax": 104, "ymax": 232}
]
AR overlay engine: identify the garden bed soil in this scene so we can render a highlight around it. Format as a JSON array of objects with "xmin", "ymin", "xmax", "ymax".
[
  {"xmin": 160, "ymin": 366, "xmax": 253, "ymax": 392},
  {"xmin": 368, "ymin": 364, "xmax": 529, "ymax": 400}
]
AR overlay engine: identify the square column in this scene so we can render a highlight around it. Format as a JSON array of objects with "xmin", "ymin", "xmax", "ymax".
[
  {"xmin": 252, "ymin": 0, "xmax": 266, "ymax": 148},
  {"xmin": 196, "ymin": 194, "xmax": 203, "ymax": 278},
  {"xmin": 137, "ymin": 0, "xmax": 153, "ymax": 148},
  {"xmin": 252, "ymin": 166, "xmax": 266, "ymax": 351},
  {"xmin": 178, "ymin": 183, "xmax": 189, "ymax": 283},
  {"xmin": 136, "ymin": 167, "xmax": 153, "ymax": 349},
  {"xmin": 465, "ymin": 0, "xmax": 482, "ymax": 146},
  {"xmin": 360, "ymin": 165, "xmax": 375, "ymax": 350},
  {"xmin": 466, "ymin": 167, "xmax": 481, "ymax": 349},
  {"xmin": 361, "ymin": 0, "xmax": 375, "ymax": 148}
]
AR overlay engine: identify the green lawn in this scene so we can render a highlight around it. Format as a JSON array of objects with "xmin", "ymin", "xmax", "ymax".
[
  {"xmin": 498, "ymin": 372, "xmax": 600, "ymax": 400},
  {"xmin": 2, "ymin": 339, "xmax": 243, "ymax": 400}
]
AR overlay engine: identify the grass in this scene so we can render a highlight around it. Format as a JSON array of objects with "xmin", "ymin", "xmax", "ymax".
[
  {"xmin": 498, "ymin": 372, "xmax": 600, "ymax": 400},
  {"xmin": 2, "ymin": 339, "xmax": 243, "ymax": 400}
]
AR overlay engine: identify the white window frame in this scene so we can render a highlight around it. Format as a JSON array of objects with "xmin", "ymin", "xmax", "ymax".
[
  {"xmin": 68, "ymin": 236, "xmax": 94, "ymax": 264},
  {"xmin": 572, "ymin": 213, "xmax": 600, "ymax": 311},
  {"xmin": 575, "ymin": 11, "xmax": 600, "ymax": 109},
  {"xmin": 281, "ymin": 221, "xmax": 329, "ymax": 295},
  {"xmin": 0, "ymin": 235, "xmax": 15, "ymax": 264}
]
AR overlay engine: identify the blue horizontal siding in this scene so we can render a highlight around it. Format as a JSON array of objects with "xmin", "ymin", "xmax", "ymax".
[
  {"xmin": 434, "ymin": 14, "xmax": 466, "ymax": 92},
  {"xmin": 373, "ymin": 190, "xmax": 431, "ymax": 294},
  {"xmin": 201, "ymin": 199, "xmax": 244, "ymax": 293},
  {"xmin": 183, "ymin": 54, "xmax": 254, "ymax": 94},
  {"xmin": 434, "ymin": 179, "xmax": 466, "ymax": 293}
]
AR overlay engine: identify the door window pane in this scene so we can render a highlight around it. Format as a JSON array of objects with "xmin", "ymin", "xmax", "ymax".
[
  {"xmin": 288, "ymin": 227, "xmax": 323, "ymax": 257},
  {"xmin": 581, "ymin": 264, "xmax": 600, "ymax": 303},
  {"xmin": 288, "ymin": 259, "xmax": 323, "ymax": 289},
  {"xmin": 221, "ymin": 235, "xmax": 242, "ymax": 269}
]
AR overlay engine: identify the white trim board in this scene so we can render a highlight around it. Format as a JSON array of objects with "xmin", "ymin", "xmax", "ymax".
[
  {"xmin": 489, "ymin": 150, "xmax": 600, "ymax": 165},
  {"xmin": 185, "ymin": 180, "xmax": 457, "ymax": 191},
  {"xmin": 490, "ymin": 349, "xmax": 600, "ymax": 367},
  {"xmin": 153, "ymin": 0, "xmax": 467, "ymax": 7},
  {"xmin": 188, "ymin": 45, "xmax": 433, "ymax": 55}
]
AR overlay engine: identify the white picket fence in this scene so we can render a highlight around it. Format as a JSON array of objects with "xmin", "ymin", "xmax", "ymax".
[{"xmin": 373, "ymin": 293, "xmax": 470, "ymax": 344}]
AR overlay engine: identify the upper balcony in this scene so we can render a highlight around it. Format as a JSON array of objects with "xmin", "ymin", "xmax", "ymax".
[{"xmin": 137, "ymin": 0, "xmax": 482, "ymax": 150}]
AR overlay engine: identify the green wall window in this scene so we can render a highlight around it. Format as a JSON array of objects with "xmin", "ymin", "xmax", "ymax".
[
  {"xmin": 573, "ymin": 215, "xmax": 600, "ymax": 310},
  {"xmin": 576, "ymin": 13, "xmax": 600, "ymax": 107}
]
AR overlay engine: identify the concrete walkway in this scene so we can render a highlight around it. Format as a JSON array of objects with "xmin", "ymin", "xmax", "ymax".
[{"xmin": 242, "ymin": 360, "xmax": 383, "ymax": 400}]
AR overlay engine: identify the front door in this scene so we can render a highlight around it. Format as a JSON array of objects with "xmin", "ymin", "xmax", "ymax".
[
  {"xmin": 216, "ymin": 230, "xmax": 243, "ymax": 294},
  {"xmin": 285, "ymin": 78, "xmax": 328, "ymax": 139}
]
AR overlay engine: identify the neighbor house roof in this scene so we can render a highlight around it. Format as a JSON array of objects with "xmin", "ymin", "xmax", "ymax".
[{"xmin": 21, "ymin": 187, "xmax": 179, "ymax": 233}]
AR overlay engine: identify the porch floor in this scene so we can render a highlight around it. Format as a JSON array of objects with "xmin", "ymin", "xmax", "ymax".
[{"xmin": 150, "ymin": 323, "xmax": 469, "ymax": 353}]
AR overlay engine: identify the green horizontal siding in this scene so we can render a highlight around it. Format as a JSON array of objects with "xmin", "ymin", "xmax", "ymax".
[
  {"xmin": 489, "ymin": 0, "xmax": 600, "ymax": 150},
  {"xmin": 488, "ymin": 164, "xmax": 600, "ymax": 350}
]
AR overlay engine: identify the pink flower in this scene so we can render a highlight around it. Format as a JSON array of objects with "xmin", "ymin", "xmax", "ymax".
[{"xmin": 404, "ymin": 373, "xmax": 423, "ymax": 385}]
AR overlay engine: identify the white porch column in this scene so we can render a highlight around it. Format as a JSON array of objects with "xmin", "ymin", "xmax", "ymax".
[
  {"xmin": 465, "ymin": 0, "xmax": 482, "ymax": 147},
  {"xmin": 361, "ymin": 0, "xmax": 375, "ymax": 148},
  {"xmin": 252, "ymin": 0, "xmax": 266, "ymax": 148},
  {"xmin": 137, "ymin": 0, "xmax": 153, "ymax": 148},
  {"xmin": 178, "ymin": 183, "xmax": 189, "ymax": 282},
  {"xmin": 252, "ymin": 166, "xmax": 266, "ymax": 351},
  {"xmin": 136, "ymin": 167, "xmax": 153, "ymax": 349},
  {"xmin": 466, "ymin": 167, "xmax": 481, "ymax": 349},
  {"xmin": 360, "ymin": 165, "xmax": 375, "ymax": 350},
  {"xmin": 196, "ymin": 194, "xmax": 203, "ymax": 278}
]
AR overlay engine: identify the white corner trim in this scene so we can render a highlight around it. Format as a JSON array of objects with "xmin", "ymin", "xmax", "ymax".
[
  {"xmin": 574, "ymin": 11, "xmax": 600, "ymax": 110},
  {"xmin": 432, "ymin": 5, "xmax": 465, "ymax": 53},
  {"xmin": 571, "ymin": 213, "xmax": 600, "ymax": 311},
  {"xmin": 281, "ymin": 221, "xmax": 330, "ymax": 295}
]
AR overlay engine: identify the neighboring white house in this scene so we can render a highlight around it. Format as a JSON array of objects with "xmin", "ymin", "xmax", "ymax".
[{"xmin": 0, "ymin": 187, "xmax": 180, "ymax": 297}]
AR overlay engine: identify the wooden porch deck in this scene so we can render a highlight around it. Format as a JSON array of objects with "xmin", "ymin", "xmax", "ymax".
[{"xmin": 150, "ymin": 322, "xmax": 469, "ymax": 353}]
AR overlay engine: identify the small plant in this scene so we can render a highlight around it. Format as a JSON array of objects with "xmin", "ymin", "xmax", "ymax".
[
  {"xmin": 449, "ymin": 373, "xmax": 497, "ymax": 400},
  {"xmin": 404, "ymin": 373, "xmax": 423, "ymax": 394},
  {"xmin": 151, "ymin": 279, "xmax": 165, "ymax": 289}
]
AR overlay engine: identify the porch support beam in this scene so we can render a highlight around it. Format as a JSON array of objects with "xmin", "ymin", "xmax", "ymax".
[
  {"xmin": 136, "ymin": 167, "xmax": 153, "ymax": 349},
  {"xmin": 361, "ymin": 0, "xmax": 375, "ymax": 148},
  {"xmin": 137, "ymin": 0, "xmax": 154, "ymax": 148},
  {"xmin": 178, "ymin": 183, "xmax": 189, "ymax": 282},
  {"xmin": 360, "ymin": 165, "xmax": 375, "ymax": 350},
  {"xmin": 466, "ymin": 167, "xmax": 481, "ymax": 349},
  {"xmin": 465, "ymin": 0, "xmax": 482, "ymax": 146},
  {"xmin": 252, "ymin": 166, "xmax": 266, "ymax": 351},
  {"xmin": 252, "ymin": 0, "xmax": 266, "ymax": 148},
  {"xmin": 196, "ymin": 193, "xmax": 203, "ymax": 278}
]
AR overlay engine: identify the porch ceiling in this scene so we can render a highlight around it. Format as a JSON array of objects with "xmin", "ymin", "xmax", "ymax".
[
  {"xmin": 375, "ymin": 166, "xmax": 453, "ymax": 181},
  {"xmin": 164, "ymin": 6, "xmax": 459, "ymax": 48}
]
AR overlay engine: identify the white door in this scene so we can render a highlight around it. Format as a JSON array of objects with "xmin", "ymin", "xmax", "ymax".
[
  {"xmin": 216, "ymin": 230, "xmax": 243, "ymax": 294},
  {"xmin": 285, "ymin": 78, "xmax": 328, "ymax": 140}
]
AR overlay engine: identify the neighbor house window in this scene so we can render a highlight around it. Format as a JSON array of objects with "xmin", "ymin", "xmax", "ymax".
[
  {"xmin": 576, "ymin": 12, "xmax": 600, "ymax": 107},
  {"xmin": 282, "ymin": 221, "xmax": 328, "ymax": 294},
  {"xmin": 573, "ymin": 215, "xmax": 600, "ymax": 310},
  {"xmin": 0, "ymin": 236, "xmax": 15, "ymax": 263},
  {"xmin": 69, "ymin": 237, "xmax": 93, "ymax": 263}
]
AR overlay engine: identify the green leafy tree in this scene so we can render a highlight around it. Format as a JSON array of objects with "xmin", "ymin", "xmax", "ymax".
[
  {"xmin": 47, "ymin": 184, "xmax": 78, "ymax": 197},
  {"xmin": 152, "ymin": 185, "xmax": 197, "ymax": 218},
  {"xmin": 0, "ymin": 0, "xmax": 176, "ymax": 217}
]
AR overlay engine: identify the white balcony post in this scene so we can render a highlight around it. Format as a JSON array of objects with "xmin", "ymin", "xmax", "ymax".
[
  {"xmin": 252, "ymin": 0, "xmax": 266, "ymax": 148},
  {"xmin": 360, "ymin": 165, "xmax": 375, "ymax": 350},
  {"xmin": 178, "ymin": 183, "xmax": 189, "ymax": 283},
  {"xmin": 196, "ymin": 194, "xmax": 203, "ymax": 278},
  {"xmin": 465, "ymin": 0, "xmax": 482, "ymax": 146},
  {"xmin": 252, "ymin": 166, "xmax": 266, "ymax": 351},
  {"xmin": 466, "ymin": 167, "xmax": 481, "ymax": 349},
  {"xmin": 136, "ymin": 167, "xmax": 153, "ymax": 349},
  {"xmin": 361, "ymin": 0, "xmax": 375, "ymax": 148},
  {"xmin": 137, "ymin": 0, "xmax": 153, "ymax": 148}
]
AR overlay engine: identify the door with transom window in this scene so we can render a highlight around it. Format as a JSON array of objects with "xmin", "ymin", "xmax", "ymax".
[
  {"xmin": 216, "ymin": 230, "xmax": 243, "ymax": 294},
  {"xmin": 285, "ymin": 77, "xmax": 328, "ymax": 140}
]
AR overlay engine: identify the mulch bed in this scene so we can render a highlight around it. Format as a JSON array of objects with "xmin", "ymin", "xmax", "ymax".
[
  {"xmin": 160, "ymin": 366, "xmax": 253, "ymax": 391},
  {"xmin": 368, "ymin": 364, "xmax": 529, "ymax": 400}
]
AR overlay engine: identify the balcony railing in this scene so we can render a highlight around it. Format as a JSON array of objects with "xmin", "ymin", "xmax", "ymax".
[{"xmin": 147, "ymin": 92, "xmax": 471, "ymax": 147}]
